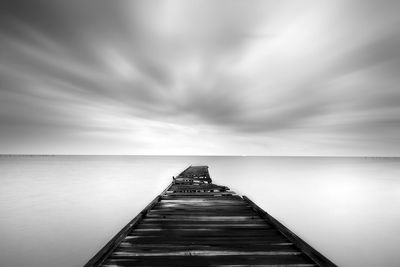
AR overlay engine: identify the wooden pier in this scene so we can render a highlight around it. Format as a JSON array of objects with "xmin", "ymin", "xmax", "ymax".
[{"xmin": 85, "ymin": 166, "xmax": 336, "ymax": 266}]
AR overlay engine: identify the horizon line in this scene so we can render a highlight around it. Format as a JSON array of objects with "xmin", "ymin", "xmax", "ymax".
[{"xmin": 0, "ymin": 154, "xmax": 399, "ymax": 158}]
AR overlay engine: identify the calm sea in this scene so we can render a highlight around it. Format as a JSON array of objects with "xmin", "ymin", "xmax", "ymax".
[{"xmin": 0, "ymin": 156, "xmax": 399, "ymax": 267}]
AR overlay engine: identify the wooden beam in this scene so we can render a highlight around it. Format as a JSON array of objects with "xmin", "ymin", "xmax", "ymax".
[
  {"xmin": 84, "ymin": 182, "xmax": 173, "ymax": 267},
  {"xmin": 242, "ymin": 196, "xmax": 337, "ymax": 267}
]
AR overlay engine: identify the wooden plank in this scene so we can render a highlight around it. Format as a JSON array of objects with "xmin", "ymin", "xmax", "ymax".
[
  {"xmin": 147, "ymin": 210, "xmax": 257, "ymax": 215},
  {"xmin": 103, "ymin": 254, "xmax": 316, "ymax": 266},
  {"xmin": 143, "ymin": 215, "xmax": 264, "ymax": 221},
  {"xmin": 135, "ymin": 224, "xmax": 271, "ymax": 229},
  {"xmin": 128, "ymin": 229, "xmax": 282, "ymax": 237},
  {"xmin": 121, "ymin": 236, "xmax": 291, "ymax": 244},
  {"xmin": 155, "ymin": 202, "xmax": 249, "ymax": 207},
  {"xmin": 151, "ymin": 207, "xmax": 254, "ymax": 212},
  {"xmin": 166, "ymin": 194, "xmax": 234, "ymax": 197},
  {"xmin": 140, "ymin": 219, "xmax": 268, "ymax": 225},
  {"xmin": 160, "ymin": 195, "xmax": 243, "ymax": 200},
  {"xmin": 117, "ymin": 243, "xmax": 298, "ymax": 251},
  {"xmin": 112, "ymin": 251, "xmax": 303, "ymax": 257},
  {"xmin": 118, "ymin": 242, "xmax": 295, "ymax": 249}
]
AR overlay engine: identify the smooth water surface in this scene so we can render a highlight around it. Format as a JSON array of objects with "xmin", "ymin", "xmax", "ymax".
[{"xmin": 1, "ymin": 156, "xmax": 399, "ymax": 267}]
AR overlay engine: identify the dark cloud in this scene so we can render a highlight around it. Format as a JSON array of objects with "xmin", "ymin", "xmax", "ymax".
[{"xmin": 1, "ymin": 0, "xmax": 400, "ymax": 155}]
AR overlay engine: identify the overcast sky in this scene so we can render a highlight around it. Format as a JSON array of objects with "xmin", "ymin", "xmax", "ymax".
[{"xmin": 1, "ymin": 0, "xmax": 400, "ymax": 155}]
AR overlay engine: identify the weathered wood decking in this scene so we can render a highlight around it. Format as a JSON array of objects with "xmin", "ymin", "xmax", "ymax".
[{"xmin": 85, "ymin": 166, "xmax": 336, "ymax": 267}]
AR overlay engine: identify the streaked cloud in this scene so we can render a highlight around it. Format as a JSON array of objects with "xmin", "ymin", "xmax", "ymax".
[{"xmin": 1, "ymin": 0, "xmax": 400, "ymax": 155}]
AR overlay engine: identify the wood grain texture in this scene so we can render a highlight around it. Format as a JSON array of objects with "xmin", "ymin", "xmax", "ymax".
[{"xmin": 84, "ymin": 166, "xmax": 336, "ymax": 267}]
